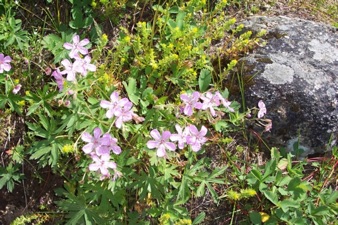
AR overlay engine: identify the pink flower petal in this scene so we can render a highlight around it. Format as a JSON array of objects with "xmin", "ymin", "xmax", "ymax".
[
  {"xmin": 150, "ymin": 129, "xmax": 161, "ymax": 140},
  {"xmin": 157, "ymin": 146, "xmax": 166, "ymax": 157},
  {"xmin": 89, "ymin": 163, "xmax": 100, "ymax": 171},
  {"xmin": 147, "ymin": 140, "xmax": 159, "ymax": 149},
  {"xmin": 165, "ymin": 142, "xmax": 176, "ymax": 151},
  {"xmin": 81, "ymin": 132, "xmax": 93, "ymax": 142},
  {"xmin": 93, "ymin": 127, "xmax": 102, "ymax": 138},
  {"xmin": 82, "ymin": 143, "xmax": 94, "ymax": 154},
  {"xmin": 161, "ymin": 131, "xmax": 171, "ymax": 140}
]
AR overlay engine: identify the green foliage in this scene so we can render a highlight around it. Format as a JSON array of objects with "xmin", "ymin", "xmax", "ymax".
[
  {"xmin": 42, "ymin": 32, "xmax": 73, "ymax": 63},
  {"xmin": 0, "ymin": 162, "xmax": 24, "ymax": 192},
  {"xmin": 0, "ymin": 1, "xmax": 29, "ymax": 51},
  {"xmin": 0, "ymin": 0, "xmax": 337, "ymax": 224},
  {"xmin": 68, "ymin": 0, "xmax": 94, "ymax": 29},
  {"xmin": 246, "ymin": 148, "xmax": 338, "ymax": 224}
]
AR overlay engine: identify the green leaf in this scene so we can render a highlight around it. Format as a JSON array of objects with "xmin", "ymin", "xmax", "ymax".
[
  {"xmin": 249, "ymin": 211, "xmax": 262, "ymax": 225},
  {"xmin": 311, "ymin": 205, "xmax": 330, "ymax": 216},
  {"xmin": 0, "ymin": 176, "xmax": 8, "ymax": 190},
  {"xmin": 198, "ymin": 69, "xmax": 211, "ymax": 92},
  {"xmin": 215, "ymin": 121, "xmax": 228, "ymax": 132},
  {"xmin": 177, "ymin": 175, "xmax": 190, "ymax": 203},
  {"xmin": 29, "ymin": 144, "xmax": 51, "ymax": 161},
  {"xmin": 280, "ymin": 199, "xmax": 300, "ymax": 212},
  {"xmin": 192, "ymin": 212, "xmax": 206, "ymax": 224},
  {"xmin": 176, "ymin": 10, "xmax": 186, "ymax": 29},
  {"xmin": 123, "ymin": 77, "xmax": 139, "ymax": 105},
  {"xmin": 66, "ymin": 209, "xmax": 85, "ymax": 225},
  {"xmin": 206, "ymin": 182, "xmax": 219, "ymax": 203},
  {"xmin": 196, "ymin": 182, "xmax": 205, "ymax": 197},
  {"xmin": 263, "ymin": 190, "xmax": 279, "ymax": 205},
  {"xmin": 27, "ymin": 102, "xmax": 41, "ymax": 116}
]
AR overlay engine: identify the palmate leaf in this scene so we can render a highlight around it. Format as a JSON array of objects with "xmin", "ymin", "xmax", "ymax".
[{"xmin": 57, "ymin": 186, "xmax": 106, "ymax": 225}]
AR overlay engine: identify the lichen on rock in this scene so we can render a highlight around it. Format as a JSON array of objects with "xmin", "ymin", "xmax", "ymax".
[{"xmin": 237, "ymin": 16, "xmax": 338, "ymax": 155}]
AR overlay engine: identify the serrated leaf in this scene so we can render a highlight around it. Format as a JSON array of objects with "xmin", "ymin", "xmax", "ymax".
[
  {"xmin": 192, "ymin": 212, "xmax": 206, "ymax": 224},
  {"xmin": 215, "ymin": 121, "xmax": 228, "ymax": 132},
  {"xmin": 66, "ymin": 209, "xmax": 85, "ymax": 225},
  {"xmin": 196, "ymin": 182, "xmax": 205, "ymax": 197},
  {"xmin": 177, "ymin": 175, "xmax": 190, "ymax": 203},
  {"xmin": 0, "ymin": 176, "xmax": 8, "ymax": 190},
  {"xmin": 206, "ymin": 182, "xmax": 219, "ymax": 203},
  {"xmin": 27, "ymin": 103, "xmax": 41, "ymax": 116},
  {"xmin": 29, "ymin": 146, "xmax": 50, "ymax": 160}
]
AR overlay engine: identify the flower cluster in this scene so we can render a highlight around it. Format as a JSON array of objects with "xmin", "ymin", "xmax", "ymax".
[
  {"xmin": 100, "ymin": 91, "xmax": 144, "ymax": 128},
  {"xmin": 147, "ymin": 124, "xmax": 208, "ymax": 157},
  {"xmin": 81, "ymin": 127, "xmax": 121, "ymax": 180},
  {"xmin": 180, "ymin": 91, "xmax": 234, "ymax": 117},
  {"xmin": 52, "ymin": 34, "xmax": 96, "ymax": 91}
]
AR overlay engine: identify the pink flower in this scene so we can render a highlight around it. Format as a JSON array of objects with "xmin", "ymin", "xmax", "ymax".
[
  {"xmin": 81, "ymin": 127, "xmax": 110, "ymax": 155},
  {"xmin": 180, "ymin": 91, "xmax": 203, "ymax": 116},
  {"xmin": 100, "ymin": 91, "xmax": 140, "ymax": 128},
  {"xmin": 100, "ymin": 91, "xmax": 126, "ymax": 119},
  {"xmin": 60, "ymin": 59, "xmax": 78, "ymax": 81},
  {"xmin": 73, "ymin": 56, "xmax": 96, "ymax": 76},
  {"xmin": 89, "ymin": 154, "xmax": 117, "ymax": 179},
  {"xmin": 200, "ymin": 92, "xmax": 221, "ymax": 117},
  {"xmin": 63, "ymin": 34, "xmax": 90, "ymax": 59},
  {"xmin": 114, "ymin": 101, "xmax": 133, "ymax": 128},
  {"xmin": 147, "ymin": 129, "xmax": 176, "ymax": 157},
  {"xmin": 170, "ymin": 124, "xmax": 190, "ymax": 149},
  {"xmin": 257, "ymin": 100, "xmax": 267, "ymax": 118},
  {"xmin": 0, "ymin": 53, "xmax": 12, "ymax": 73},
  {"xmin": 51, "ymin": 69, "xmax": 64, "ymax": 91},
  {"xmin": 186, "ymin": 125, "xmax": 208, "ymax": 152},
  {"xmin": 102, "ymin": 133, "xmax": 121, "ymax": 155},
  {"xmin": 12, "ymin": 84, "xmax": 22, "ymax": 94},
  {"xmin": 132, "ymin": 113, "xmax": 145, "ymax": 124},
  {"xmin": 215, "ymin": 92, "xmax": 234, "ymax": 112}
]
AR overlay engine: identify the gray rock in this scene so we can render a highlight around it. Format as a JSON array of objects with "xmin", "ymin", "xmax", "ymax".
[{"xmin": 239, "ymin": 16, "xmax": 338, "ymax": 155}]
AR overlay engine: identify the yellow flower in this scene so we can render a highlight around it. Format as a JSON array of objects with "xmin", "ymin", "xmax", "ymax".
[
  {"xmin": 159, "ymin": 213, "xmax": 171, "ymax": 225},
  {"xmin": 124, "ymin": 36, "xmax": 131, "ymax": 43},
  {"xmin": 91, "ymin": 1, "xmax": 97, "ymax": 8},
  {"xmin": 259, "ymin": 212, "xmax": 270, "ymax": 222},
  {"xmin": 240, "ymin": 188, "xmax": 257, "ymax": 199},
  {"xmin": 17, "ymin": 100, "xmax": 25, "ymax": 106},
  {"xmin": 61, "ymin": 144, "xmax": 74, "ymax": 154},
  {"xmin": 101, "ymin": 34, "xmax": 108, "ymax": 42},
  {"xmin": 227, "ymin": 190, "xmax": 241, "ymax": 201},
  {"xmin": 175, "ymin": 219, "xmax": 192, "ymax": 225}
]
